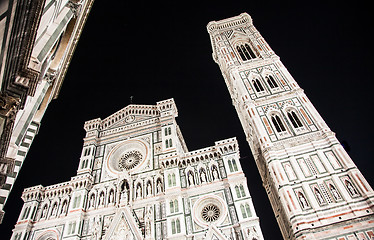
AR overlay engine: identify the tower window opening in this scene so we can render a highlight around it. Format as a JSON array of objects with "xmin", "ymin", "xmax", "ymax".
[
  {"xmin": 266, "ymin": 75, "xmax": 278, "ymax": 88},
  {"xmin": 271, "ymin": 115, "xmax": 286, "ymax": 133},
  {"xmin": 287, "ymin": 111, "xmax": 303, "ymax": 128},
  {"xmin": 237, "ymin": 43, "xmax": 256, "ymax": 61},
  {"xmin": 252, "ymin": 79, "xmax": 264, "ymax": 92}
]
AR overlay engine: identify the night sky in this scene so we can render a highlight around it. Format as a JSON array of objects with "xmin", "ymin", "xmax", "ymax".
[{"xmin": 1, "ymin": 1, "xmax": 373, "ymax": 239}]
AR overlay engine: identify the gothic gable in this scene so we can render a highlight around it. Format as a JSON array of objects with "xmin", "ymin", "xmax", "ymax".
[
  {"xmin": 103, "ymin": 207, "xmax": 144, "ymax": 240},
  {"xmin": 204, "ymin": 224, "xmax": 229, "ymax": 240}
]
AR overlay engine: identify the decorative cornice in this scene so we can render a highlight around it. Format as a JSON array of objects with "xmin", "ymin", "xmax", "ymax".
[{"xmin": 1, "ymin": 0, "xmax": 45, "ymax": 105}]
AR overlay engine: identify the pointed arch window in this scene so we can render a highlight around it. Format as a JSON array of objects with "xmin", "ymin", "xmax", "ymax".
[
  {"xmin": 240, "ymin": 184, "xmax": 246, "ymax": 197},
  {"xmin": 240, "ymin": 203, "xmax": 252, "ymax": 218},
  {"xmin": 228, "ymin": 159, "xmax": 238, "ymax": 172},
  {"xmin": 168, "ymin": 174, "xmax": 172, "ymax": 186},
  {"xmin": 271, "ymin": 114, "xmax": 286, "ymax": 132},
  {"xmin": 287, "ymin": 110, "xmax": 303, "ymax": 128},
  {"xmin": 235, "ymin": 185, "xmax": 241, "ymax": 198},
  {"xmin": 172, "ymin": 173, "xmax": 176, "ymax": 186},
  {"xmin": 228, "ymin": 160, "xmax": 234, "ymax": 172},
  {"xmin": 171, "ymin": 218, "xmax": 181, "ymax": 234},
  {"xmin": 235, "ymin": 184, "xmax": 246, "ymax": 198},
  {"xmin": 266, "ymin": 75, "xmax": 278, "ymax": 88},
  {"xmin": 170, "ymin": 199, "xmax": 179, "ymax": 213},
  {"xmin": 168, "ymin": 173, "xmax": 176, "ymax": 187},
  {"xmin": 232, "ymin": 159, "xmax": 238, "ymax": 171},
  {"xmin": 236, "ymin": 43, "xmax": 256, "ymax": 61},
  {"xmin": 252, "ymin": 78, "xmax": 264, "ymax": 92},
  {"xmin": 165, "ymin": 138, "xmax": 173, "ymax": 148}
]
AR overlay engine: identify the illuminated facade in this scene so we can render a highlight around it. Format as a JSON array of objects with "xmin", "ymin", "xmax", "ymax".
[
  {"xmin": 207, "ymin": 13, "xmax": 374, "ymax": 239},
  {"xmin": 12, "ymin": 99, "xmax": 263, "ymax": 240}
]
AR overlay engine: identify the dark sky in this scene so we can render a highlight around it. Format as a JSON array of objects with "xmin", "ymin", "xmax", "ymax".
[{"xmin": 1, "ymin": 1, "xmax": 373, "ymax": 239}]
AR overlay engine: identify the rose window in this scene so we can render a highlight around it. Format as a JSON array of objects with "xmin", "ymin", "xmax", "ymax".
[
  {"xmin": 201, "ymin": 204, "xmax": 220, "ymax": 222},
  {"xmin": 118, "ymin": 150, "xmax": 143, "ymax": 170}
]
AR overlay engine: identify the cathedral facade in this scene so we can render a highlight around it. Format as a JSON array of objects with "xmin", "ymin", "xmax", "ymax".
[
  {"xmin": 12, "ymin": 99, "xmax": 264, "ymax": 240},
  {"xmin": 207, "ymin": 13, "xmax": 374, "ymax": 239}
]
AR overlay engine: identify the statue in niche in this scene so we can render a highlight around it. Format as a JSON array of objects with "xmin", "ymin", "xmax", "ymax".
[
  {"xmin": 200, "ymin": 169, "xmax": 207, "ymax": 183},
  {"xmin": 212, "ymin": 165, "xmax": 219, "ymax": 180},
  {"xmin": 109, "ymin": 190, "xmax": 114, "ymax": 203},
  {"xmin": 147, "ymin": 181, "xmax": 152, "ymax": 196},
  {"xmin": 120, "ymin": 180, "xmax": 130, "ymax": 204},
  {"xmin": 90, "ymin": 195, "xmax": 95, "ymax": 208},
  {"xmin": 120, "ymin": 189, "xmax": 128, "ymax": 204},
  {"xmin": 99, "ymin": 192, "xmax": 104, "ymax": 206},
  {"xmin": 136, "ymin": 184, "xmax": 142, "ymax": 199},
  {"xmin": 188, "ymin": 171, "xmax": 194, "ymax": 186},
  {"xmin": 61, "ymin": 200, "xmax": 67, "ymax": 214},
  {"xmin": 298, "ymin": 192, "xmax": 309, "ymax": 209},
  {"xmin": 345, "ymin": 180, "xmax": 358, "ymax": 196},
  {"xmin": 156, "ymin": 179, "xmax": 163, "ymax": 193},
  {"xmin": 41, "ymin": 205, "xmax": 47, "ymax": 218},
  {"xmin": 314, "ymin": 188, "xmax": 324, "ymax": 204},
  {"xmin": 51, "ymin": 203, "xmax": 57, "ymax": 216},
  {"xmin": 329, "ymin": 184, "xmax": 340, "ymax": 200}
]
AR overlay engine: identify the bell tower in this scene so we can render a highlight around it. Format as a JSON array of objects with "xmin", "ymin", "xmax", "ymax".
[{"xmin": 207, "ymin": 13, "xmax": 374, "ymax": 239}]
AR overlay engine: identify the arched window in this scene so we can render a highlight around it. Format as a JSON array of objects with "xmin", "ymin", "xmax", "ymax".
[
  {"xmin": 171, "ymin": 218, "xmax": 181, "ymax": 234},
  {"xmin": 240, "ymin": 204, "xmax": 247, "ymax": 218},
  {"xmin": 165, "ymin": 139, "xmax": 172, "ymax": 148},
  {"xmin": 240, "ymin": 203, "xmax": 252, "ymax": 219},
  {"xmin": 245, "ymin": 203, "xmax": 251, "ymax": 217},
  {"xmin": 252, "ymin": 78, "xmax": 264, "ymax": 92},
  {"xmin": 84, "ymin": 159, "xmax": 89, "ymax": 168},
  {"xmin": 174, "ymin": 199, "xmax": 179, "ymax": 212},
  {"xmin": 228, "ymin": 160, "xmax": 233, "ymax": 172},
  {"xmin": 170, "ymin": 200, "xmax": 174, "ymax": 213},
  {"xmin": 287, "ymin": 110, "xmax": 303, "ymax": 128},
  {"xmin": 176, "ymin": 218, "xmax": 181, "ymax": 233},
  {"xmin": 172, "ymin": 173, "xmax": 176, "ymax": 186},
  {"xmin": 232, "ymin": 159, "xmax": 238, "ymax": 171},
  {"xmin": 168, "ymin": 174, "xmax": 172, "ymax": 186},
  {"xmin": 170, "ymin": 199, "xmax": 178, "ymax": 213},
  {"xmin": 236, "ymin": 44, "xmax": 256, "ymax": 61},
  {"xmin": 235, "ymin": 184, "xmax": 246, "ymax": 198},
  {"xmin": 239, "ymin": 184, "xmax": 246, "ymax": 197},
  {"xmin": 271, "ymin": 114, "xmax": 286, "ymax": 132},
  {"xmin": 171, "ymin": 220, "xmax": 176, "ymax": 234},
  {"xmin": 266, "ymin": 75, "xmax": 278, "ymax": 88},
  {"xmin": 21, "ymin": 207, "xmax": 29, "ymax": 220},
  {"xmin": 235, "ymin": 185, "xmax": 241, "ymax": 198}
]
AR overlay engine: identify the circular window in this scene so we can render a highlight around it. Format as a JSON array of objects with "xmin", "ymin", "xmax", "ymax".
[
  {"xmin": 192, "ymin": 195, "xmax": 227, "ymax": 226},
  {"xmin": 106, "ymin": 140, "xmax": 149, "ymax": 175},
  {"xmin": 119, "ymin": 150, "xmax": 142, "ymax": 170},
  {"xmin": 201, "ymin": 203, "xmax": 220, "ymax": 222}
]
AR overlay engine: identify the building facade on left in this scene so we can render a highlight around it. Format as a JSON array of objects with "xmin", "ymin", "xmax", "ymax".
[{"xmin": 0, "ymin": 0, "xmax": 94, "ymax": 223}]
